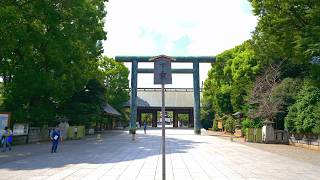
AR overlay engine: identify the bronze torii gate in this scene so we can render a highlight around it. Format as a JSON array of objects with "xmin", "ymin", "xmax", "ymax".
[{"xmin": 115, "ymin": 56, "xmax": 215, "ymax": 134}]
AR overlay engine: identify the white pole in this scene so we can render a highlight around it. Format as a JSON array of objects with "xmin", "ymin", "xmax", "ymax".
[{"xmin": 161, "ymin": 83, "xmax": 166, "ymax": 180}]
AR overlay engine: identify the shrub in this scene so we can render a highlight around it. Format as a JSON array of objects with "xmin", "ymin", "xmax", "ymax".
[
  {"xmin": 212, "ymin": 119, "xmax": 219, "ymax": 131},
  {"xmin": 224, "ymin": 115, "xmax": 235, "ymax": 133},
  {"xmin": 241, "ymin": 118, "xmax": 263, "ymax": 135},
  {"xmin": 285, "ymin": 81, "xmax": 320, "ymax": 133}
]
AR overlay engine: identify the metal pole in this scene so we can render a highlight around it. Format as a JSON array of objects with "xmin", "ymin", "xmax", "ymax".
[{"xmin": 161, "ymin": 83, "xmax": 166, "ymax": 180}]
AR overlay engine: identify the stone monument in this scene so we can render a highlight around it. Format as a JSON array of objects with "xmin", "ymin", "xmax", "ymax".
[{"xmin": 262, "ymin": 120, "xmax": 274, "ymax": 143}]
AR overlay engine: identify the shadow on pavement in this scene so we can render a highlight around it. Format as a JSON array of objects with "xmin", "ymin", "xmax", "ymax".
[{"xmin": 0, "ymin": 129, "xmax": 203, "ymax": 171}]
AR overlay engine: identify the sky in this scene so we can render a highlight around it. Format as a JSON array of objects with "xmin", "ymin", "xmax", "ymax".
[{"xmin": 103, "ymin": 0, "xmax": 258, "ymax": 88}]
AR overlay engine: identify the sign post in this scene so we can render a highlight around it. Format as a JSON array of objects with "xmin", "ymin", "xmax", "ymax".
[{"xmin": 150, "ymin": 55, "xmax": 174, "ymax": 180}]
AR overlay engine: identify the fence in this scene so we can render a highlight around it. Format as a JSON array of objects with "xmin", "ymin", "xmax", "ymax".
[
  {"xmin": 12, "ymin": 126, "xmax": 85, "ymax": 145},
  {"xmin": 246, "ymin": 128, "xmax": 262, "ymax": 143},
  {"xmin": 289, "ymin": 134, "xmax": 320, "ymax": 150},
  {"xmin": 274, "ymin": 130, "xmax": 289, "ymax": 144},
  {"xmin": 12, "ymin": 127, "xmax": 51, "ymax": 145},
  {"xmin": 67, "ymin": 126, "xmax": 85, "ymax": 140}
]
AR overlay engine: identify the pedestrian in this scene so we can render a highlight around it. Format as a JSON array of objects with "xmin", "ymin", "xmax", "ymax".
[
  {"xmin": 143, "ymin": 121, "xmax": 147, "ymax": 134},
  {"xmin": 74, "ymin": 126, "xmax": 78, "ymax": 139},
  {"xmin": 7, "ymin": 127, "xmax": 13, "ymax": 150},
  {"xmin": 50, "ymin": 128, "xmax": 61, "ymax": 153},
  {"xmin": 1, "ymin": 127, "xmax": 12, "ymax": 152}
]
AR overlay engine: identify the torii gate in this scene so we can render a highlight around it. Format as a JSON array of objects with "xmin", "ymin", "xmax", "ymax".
[{"xmin": 115, "ymin": 55, "xmax": 215, "ymax": 134}]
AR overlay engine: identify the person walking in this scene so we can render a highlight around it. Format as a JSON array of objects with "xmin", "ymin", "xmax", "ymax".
[
  {"xmin": 1, "ymin": 127, "xmax": 12, "ymax": 152},
  {"xmin": 50, "ymin": 128, "xmax": 61, "ymax": 153},
  {"xmin": 7, "ymin": 127, "xmax": 13, "ymax": 150},
  {"xmin": 143, "ymin": 121, "xmax": 147, "ymax": 134}
]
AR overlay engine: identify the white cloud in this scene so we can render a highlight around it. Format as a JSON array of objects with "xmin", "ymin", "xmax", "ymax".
[{"xmin": 103, "ymin": 0, "xmax": 257, "ymax": 88}]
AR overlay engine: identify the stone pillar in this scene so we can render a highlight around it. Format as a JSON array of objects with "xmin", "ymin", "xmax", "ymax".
[
  {"xmin": 130, "ymin": 60, "xmax": 138, "ymax": 133},
  {"xmin": 262, "ymin": 122, "xmax": 275, "ymax": 143},
  {"xmin": 152, "ymin": 110, "xmax": 157, "ymax": 127},
  {"xmin": 173, "ymin": 111, "xmax": 178, "ymax": 127},
  {"xmin": 193, "ymin": 60, "xmax": 201, "ymax": 134}
]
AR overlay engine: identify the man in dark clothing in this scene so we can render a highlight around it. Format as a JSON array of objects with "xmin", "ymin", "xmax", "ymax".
[{"xmin": 50, "ymin": 128, "xmax": 61, "ymax": 153}]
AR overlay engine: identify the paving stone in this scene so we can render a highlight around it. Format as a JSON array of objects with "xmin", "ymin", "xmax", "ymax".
[{"xmin": 0, "ymin": 129, "xmax": 320, "ymax": 180}]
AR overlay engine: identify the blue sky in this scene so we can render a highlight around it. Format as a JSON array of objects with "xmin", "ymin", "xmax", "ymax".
[{"xmin": 103, "ymin": 0, "xmax": 257, "ymax": 88}]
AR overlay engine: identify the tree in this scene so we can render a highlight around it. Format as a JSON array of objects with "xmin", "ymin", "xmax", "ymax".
[
  {"xmin": 63, "ymin": 79, "xmax": 107, "ymax": 127},
  {"xmin": 249, "ymin": 0, "xmax": 320, "ymax": 71},
  {"xmin": 270, "ymin": 78, "xmax": 303, "ymax": 129},
  {"xmin": 0, "ymin": 82, "xmax": 4, "ymax": 109},
  {"xmin": 0, "ymin": 1, "xmax": 107, "ymax": 126},
  {"xmin": 285, "ymin": 81, "xmax": 320, "ymax": 133},
  {"xmin": 97, "ymin": 57, "xmax": 130, "ymax": 114},
  {"xmin": 249, "ymin": 63, "xmax": 282, "ymax": 122},
  {"xmin": 178, "ymin": 114, "xmax": 189, "ymax": 126},
  {"xmin": 202, "ymin": 41, "xmax": 261, "ymax": 117},
  {"xmin": 141, "ymin": 113, "xmax": 152, "ymax": 125}
]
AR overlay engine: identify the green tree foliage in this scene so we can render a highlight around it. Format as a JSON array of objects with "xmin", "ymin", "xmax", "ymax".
[
  {"xmin": 224, "ymin": 115, "xmax": 235, "ymax": 133},
  {"xmin": 0, "ymin": 82, "xmax": 4, "ymax": 109},
  {"xmin": 63, "ymin": 79, "xmax": 107, "ymax": 127},
  {"xmin": 178, "ymin": 114, "xmax": 189, "ymax": 126},
  {"xmin": 241, "ymin": 118, "xmax": 263, "ymax": 135},
  {"xmin": 0, "ymin": 0, "xmax": 107, "ymax": 126},
  {"xmin": 270, "ymin": 78, "xmax": 303, "ymax": 129},
  {"xmin": 97, "ymin": 57, "xmax": 129, "ymax": 114},
  {"xmin": 141, "ymin": 113, "xmax": 152, "ymax": 125},
  {"xmin": 202, "ymin": 41, "xmax": 260, "ymax": 116},
  {"xmin": 250, "ymin": 0, "xmax": 320, "ymax": 64},
  {"xmin": 205, "ymin": 1, "xmax": 320, "ymax": 134},
  {"xmin": 62, "ymin": 57, "xmax": 130, "ymax": 127},
  {"xmin": 285, "ymin": 81, "xmax": 320, "ymax": 133}
]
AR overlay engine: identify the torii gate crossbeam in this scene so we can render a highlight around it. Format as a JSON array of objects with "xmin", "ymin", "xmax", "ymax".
[{"xmin": 115, "ymin": 56, "xmax": 216, "ymax": 134}]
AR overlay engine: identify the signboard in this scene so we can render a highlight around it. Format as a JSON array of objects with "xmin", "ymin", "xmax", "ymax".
[
  {"xmin": 152, "ymin": 55, "xmax": 174, "ymax": 84},
  {"xmin": 218, "ymin": 120, "xmax": 223, "ymax": 129},
  {"xmin": 0, "ymin": 113, "xmax": 10, "ymax": 131},
  {"xmin": 13, "ymin": 123, "xmax": 29, "ymax": 136}
]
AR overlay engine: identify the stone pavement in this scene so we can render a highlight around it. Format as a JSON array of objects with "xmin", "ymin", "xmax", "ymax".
[{"xmin": 0, "ymin": 129, "xmax": 319, "ymax": 180}]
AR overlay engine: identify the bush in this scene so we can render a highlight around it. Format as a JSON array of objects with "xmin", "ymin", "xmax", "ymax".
[
  {"xmin": 224, "ymin": 115, "xmax": 235, "ymax": 133},
  {"xmin": 201, "ymin": 118, "xmax": 213, "ymax": 130},
  {"xmin": 241, "ymin": 118, "xmax": 252, "ymax": 135},
  {"xmin": 242, "ymin": 118, "xmax": 263, "ymax": 135},
  {"xmin": 312, "ymin": 103, "xmax": 320, "ymax": 134},
  {"xmin": 212, "ymin": 119, "xmax": 219, "ymax": 131},
  {"xmin": 285, "ymin": 81, "xmax": 320, "ymax": 133}
]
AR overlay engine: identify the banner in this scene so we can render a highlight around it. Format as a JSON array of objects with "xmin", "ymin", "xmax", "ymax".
[{"xmin": 0, "ymin": 113, "xmax": 10, "ymax": 131}]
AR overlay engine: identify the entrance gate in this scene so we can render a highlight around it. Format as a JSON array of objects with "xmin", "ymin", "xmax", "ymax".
[{"xmin": 115, "ymin": 56, "xmax": 215, "ymax": 134}]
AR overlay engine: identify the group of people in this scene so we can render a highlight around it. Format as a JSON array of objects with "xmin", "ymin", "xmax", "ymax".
[
  {"xmin": 1, "ymin": 124, "xmax": 144, "ymax": 154},
  {"xmin": 1, "ymin": 126, "xmax": 62, "ymax": 153},
  {"xmin": 1, "ymin": 126, "xmax": 13, "ymax": 152}
]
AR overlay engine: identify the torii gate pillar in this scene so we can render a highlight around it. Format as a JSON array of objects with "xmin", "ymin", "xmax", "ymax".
[
  {"xmin": 129, "ymin": 59, "xmax": 138, "ymax": 134},
  {"xmin": 193, "ymin": 60, "xmax": 201, "ymax": 134}
]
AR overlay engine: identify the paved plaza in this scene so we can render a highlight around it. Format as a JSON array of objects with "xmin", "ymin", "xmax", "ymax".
[{"xmin": 0, "ymin": 129, "xmax": 319, "ymax": 180}]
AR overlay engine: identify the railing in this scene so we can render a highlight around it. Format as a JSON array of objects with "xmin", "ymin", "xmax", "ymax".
[{"xmin": 289, "ymin": 133, "xmax": 320, "ymax": 150}]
